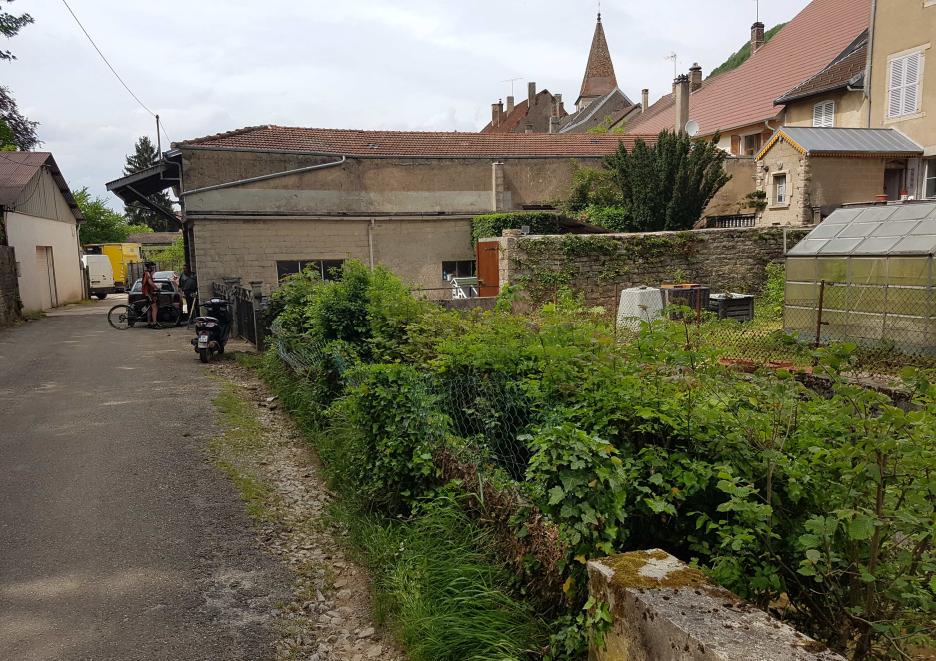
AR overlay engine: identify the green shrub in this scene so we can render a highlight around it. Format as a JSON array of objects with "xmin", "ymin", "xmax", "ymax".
[{"xmin": 471, "ymin": 212, "xmax": 565, "ymax": 244}]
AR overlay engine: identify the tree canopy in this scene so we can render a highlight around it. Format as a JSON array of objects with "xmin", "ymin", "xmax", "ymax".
[
  {"xmin": 122, "ymin": 136, "xmax": 177, "ymax": 232},
  {"xmin": 0, "ymin": 0, "xmax": 32, "ymax": 61},
  {"xmin": 74, "ymin": 187, "xmax": 152, "ymax": 245},
  {"xmin": 566, "ymin": 130, "xmax": 730, "ymax": 233},
  {"xmin": 0, "ymin": 2, "xmax": 38, "ymax": 150}
]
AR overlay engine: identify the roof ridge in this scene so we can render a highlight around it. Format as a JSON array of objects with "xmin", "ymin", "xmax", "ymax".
[{"xmin": 174, "ymin": 124, "xmax": 273, "ymax": 146}]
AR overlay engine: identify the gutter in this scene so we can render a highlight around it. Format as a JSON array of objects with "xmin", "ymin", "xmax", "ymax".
[
  {"xmin": 866, "ymin": 0, "xmax": 877, "ymax": 127},
  {"xmin": 180, "ymin": 156, "xmax": 346, "ymax": 197}
]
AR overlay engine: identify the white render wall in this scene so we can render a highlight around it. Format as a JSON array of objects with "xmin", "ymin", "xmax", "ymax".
[{"xmin": 5, "ymin": 211, "xmax": 83, "ymax": 311}]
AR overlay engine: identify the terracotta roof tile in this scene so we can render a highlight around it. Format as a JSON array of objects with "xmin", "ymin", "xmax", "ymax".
[
  {"xmin": 628, "ymin": 0, "xmax": 870, "ymax": 135},
  {"xmin": 578, "ymin": 14, "xmax": 618, "ymax": 103},
  {"xmin": 775, "ymin": 33, "xmax": 867, "ymax": 104},
  {"xmin": 480, "ymin": 99, "xmax": 530, "ymax": 134},
  {"xmin": 175, "ymin": 126, "xmax": 652, "ymax": 158}
]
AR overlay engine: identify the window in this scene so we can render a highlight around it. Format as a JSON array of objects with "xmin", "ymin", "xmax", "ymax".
[
  {"xmin": 887, "ymin": 50, "xmax": 923, "ymax": 119},
  {"xmin": 742, "ymin": 133, "xmax": 762, "ymax": 156},
  {"xmin": 442, "ymin": 260, "xmax": 475, "ymax": 281},
  {"xmin": 276, "ymin": 259, "xmax": 344, "ymax": 282},
  {"xmin": 925, "ymin": 159, "xmax": 936, "ymax": 199},
  {"xmin": 812, "ymin": 100, "xmax": 835, "ymax": 127},
  {"xmin": 773, "ymin": 173, "xmax": 788, "ymax": 206}
]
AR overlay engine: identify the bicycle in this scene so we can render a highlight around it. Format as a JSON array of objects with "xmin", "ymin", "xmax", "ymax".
[{"xmin": 107, "ymin": 297, "xmax": 181, "ymax": 330}]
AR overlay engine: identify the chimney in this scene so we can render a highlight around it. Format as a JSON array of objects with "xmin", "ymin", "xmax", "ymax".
[
  {"xmin": 528, "ymin": 81, "xmax": 536, "ymax": 108},
  {"xmin": 688, "ymin": 63, "xmax": 702, "ymax": 92},
  {"xmin": 751, "ymin": 22, "xmax": 765, "ymax": 55},
  {"xmin": 641, "ymin": 88, "xmax": 649, "ymax": 111},
  {"xmin": 506, "ymin": 96, "xmax": 515, "ymax": 114},
  {"xmin": 491, "ymin": 100, "xmax": 504, "ymax": 127},
  {"xmin": 673, "ymin": 75, "xmax": 690, "ymax": 133},
  {"xmin": 554, "ymin": 93, "xmax": 563, "ymax": 117},
  {"xmin": 549, "ymin": 116, "xmax": 559, "ymax": 134}
]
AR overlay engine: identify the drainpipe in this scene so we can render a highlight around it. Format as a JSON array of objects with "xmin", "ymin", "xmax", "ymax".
[
  {"xmin": 368, "ymin": 219, "xmax": 375, "ymax": 270},
  {"xmin": 865, "ymin": 0, "xmax": 877, "ymax": 127},
  {"xmin": 180, "ymin": 156, "xmax": 347, "ymax": 197}
]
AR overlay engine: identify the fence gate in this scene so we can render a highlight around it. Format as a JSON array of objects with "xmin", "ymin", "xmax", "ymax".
[
  {"xmin": 476, "ymin": 241, "xmax": 500, "ymax": 297},
  {"xmin": 212, "ymin": 281, "xmax": 266, "ymax": 352}
]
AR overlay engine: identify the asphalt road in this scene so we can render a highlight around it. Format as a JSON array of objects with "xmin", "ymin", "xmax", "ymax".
[{"xmin": 0, "ymin": 297, "xmax": 289, "ymax": 660}]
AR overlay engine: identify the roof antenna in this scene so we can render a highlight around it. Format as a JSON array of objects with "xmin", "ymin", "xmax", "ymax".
[
  {"xmin": 597, "ymin": 0, "xmax": 601, "ymax": 21},
  {"xmin": 754, "ymin": 0, "xmax": 760, "ymax": 23},
  {"xmin": 501, "ymin": 77, "xmax": 523, "ymax": 97}
]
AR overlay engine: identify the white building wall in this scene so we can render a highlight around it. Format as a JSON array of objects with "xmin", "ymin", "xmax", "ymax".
[{"xmin": 5, "ymin": 211, "xmax": 83, "ymax": 311}]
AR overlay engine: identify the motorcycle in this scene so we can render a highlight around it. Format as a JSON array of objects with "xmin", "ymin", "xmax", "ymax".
[{"xmin": 191, "ymin": 298, "xmax": 231, "ymax": 363}]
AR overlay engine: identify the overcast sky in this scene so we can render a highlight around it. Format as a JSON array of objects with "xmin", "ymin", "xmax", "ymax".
[{"xmin": 4, "ymin": 0, "xmax": 811, "ymax": 210}]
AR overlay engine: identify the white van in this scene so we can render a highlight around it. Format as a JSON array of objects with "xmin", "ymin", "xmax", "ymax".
[{"xmin": 81, "ymin": 254, "xmax": 116, "ymax": 300}]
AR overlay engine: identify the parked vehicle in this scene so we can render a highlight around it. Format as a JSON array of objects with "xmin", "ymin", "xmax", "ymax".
[
  {"xmin": 82, "ymin": 243, "xmax": 143, "ymax": 292},
  {"xmin": 81, "ymin": 254, "xmax": 115, "ymax": 300},
  {"xmin": 127, "ymin": 278, "xmax": 183, "ymax": 322},
  {"xmin": 192, "ymin": 298, "xmax": 231, "ymax": 363}
]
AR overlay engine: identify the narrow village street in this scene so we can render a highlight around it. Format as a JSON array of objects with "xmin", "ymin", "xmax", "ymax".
[{"xmin": 0, "ymin": 299, "xmax": 290, "ymax": 659}]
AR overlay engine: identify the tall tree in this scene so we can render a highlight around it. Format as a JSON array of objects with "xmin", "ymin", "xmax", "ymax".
[
  {"xmin": 123, "ymin": 136, "xmax": 176, "ymax": 232},
  {"xmin": 73, "ymin": 187, "xmax": 152, "ymax": 245},
  {"xmin": 567, "ymin": 130, "xmax": 731, "ymax": 233},
  {"xmin": 0, "ymin": 0, "xmax": 33, "ymax": 61},
  {"xmin": 0, "ymin": 1, "xmax": 38, "ymax": 150}
]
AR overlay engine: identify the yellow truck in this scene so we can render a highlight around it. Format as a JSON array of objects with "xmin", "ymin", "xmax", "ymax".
[{"xmin": 83, "ymin": 243, "xmax": 143, "ymax": 292}]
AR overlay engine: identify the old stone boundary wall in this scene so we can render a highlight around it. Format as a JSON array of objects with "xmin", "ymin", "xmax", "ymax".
[
  {"xmin": 494, "ymin": 226, "xmax": 811, "ymax": 311},
  {"xmin": 0, "ymin": 246, "xmax": 21, "ymax": 326}
]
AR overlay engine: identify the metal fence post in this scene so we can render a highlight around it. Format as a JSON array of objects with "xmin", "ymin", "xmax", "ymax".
[
  {"xmin": 249, "ymin": 280, "xmax": 263, "ymax": 352},
  {"xmin": 814, "ymin": 279, "xmax": 826, "ymax": 348}
]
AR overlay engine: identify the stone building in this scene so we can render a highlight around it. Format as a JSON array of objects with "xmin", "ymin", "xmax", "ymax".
[
  {"xmin": 754, "ymin": 127, "xmax": 923, "ymax": 226},
  {"xmin": 106, "ymin": 127, "xmax": 653, "ymax": 302}
]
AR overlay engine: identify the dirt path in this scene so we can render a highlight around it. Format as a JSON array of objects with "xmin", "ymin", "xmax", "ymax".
[{"xmin": 209, "ymin": 359, "xmax": 403, "ymax": 661}]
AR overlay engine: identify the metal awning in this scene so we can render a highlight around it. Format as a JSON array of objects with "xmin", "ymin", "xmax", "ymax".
[{"xmin": 105, "ymin": 156, "xmax": 181, "ymax": 226}]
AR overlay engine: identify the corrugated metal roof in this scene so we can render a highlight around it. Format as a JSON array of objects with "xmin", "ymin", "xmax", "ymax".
[
  {"xmin": 787, "ymin": 202, "xmax": 936, "ymax": 256},
  {"xmin": 776, "ymin": 127, "xmax": 923, "ymax": 155},
  {"xmin": 0, "ymin": 152, "xmax": 83, "ymax": 220}
]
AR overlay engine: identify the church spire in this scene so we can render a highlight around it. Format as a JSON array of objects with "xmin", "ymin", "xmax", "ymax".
[{"xmin": 576, "ymin": 12, "xmax": 618, "ymax": 111}]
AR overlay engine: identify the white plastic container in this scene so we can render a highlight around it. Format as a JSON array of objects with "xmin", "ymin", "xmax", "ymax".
[{"xmin": 616, "ymin": 286, "xmax": 664, "ymax": 331}]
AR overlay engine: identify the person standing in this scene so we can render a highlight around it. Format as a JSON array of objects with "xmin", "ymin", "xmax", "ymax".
[
  {"xmin": 141, "ymin": 262, "xmax": 160, "ymax": 328},
  {"xmin": 179, "ymin": 265, "xmax": 198, "ymax": 322}
]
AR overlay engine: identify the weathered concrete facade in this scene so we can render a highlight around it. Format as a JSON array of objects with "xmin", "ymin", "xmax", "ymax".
[{"xmin": 492, "ymin": 226, "xmax": 810, "ymax": 311}]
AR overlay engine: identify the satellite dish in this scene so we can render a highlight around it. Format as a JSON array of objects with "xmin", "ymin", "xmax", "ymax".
[{"xmin": 685, "ymin": 119, "xmax": 700, "ymax": 137}]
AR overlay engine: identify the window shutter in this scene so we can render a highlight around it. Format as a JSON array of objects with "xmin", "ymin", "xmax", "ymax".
[
  {"xmin": 731, "ymin": 134, "xmax": 741, "ymax": 155},
  {"xmin": 813, "ymin": 101, "xmax": 835, "ymax": 127},
  {"xmin": 888, "ymin": 57, "xmax": 905, "ymax": 118},
  {"xmin": 903, "ymin": 52, "xmax": 921, "ymax": 115}
]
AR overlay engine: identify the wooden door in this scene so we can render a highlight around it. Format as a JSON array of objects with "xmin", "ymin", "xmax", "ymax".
[
  {"xmin": 35, "ymin": 246, "xmax": 57, "ymax": 309},
  {"xmin": 476, "ymin": 241, "xmax": 500, "ymax": 297}
]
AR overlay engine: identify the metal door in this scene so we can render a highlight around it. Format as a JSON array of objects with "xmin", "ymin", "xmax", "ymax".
[{"xmin": 476, "ymin": 241, "xmax": 500, "ymax": 297}]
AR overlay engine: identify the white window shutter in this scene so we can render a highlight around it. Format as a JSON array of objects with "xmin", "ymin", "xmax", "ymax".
[
  {"xmin": 888, "ymin": 57, "xmax": 905, "ymax": 118},
  {"xmin": 903, "ymin": 52, "xmax": 921, "ymax": 115},
  {"xmin": 813, "ymin": 103, "xmax": 822, "ymax": 127},
  {"xmin": 813, "ymin": 101, "xmax": 834, "ymax": 127}
]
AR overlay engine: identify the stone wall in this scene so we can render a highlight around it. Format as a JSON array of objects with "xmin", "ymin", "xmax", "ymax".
[
  {"xmin": 0, "ymin": 246, "xmax": 21, "ymax": 326},
  {"xmin": 494, "ymin": 226, "xmax": 810, "ymax": 311}
]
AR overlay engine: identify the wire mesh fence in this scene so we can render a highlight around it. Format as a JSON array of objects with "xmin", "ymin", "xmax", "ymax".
[{"xmin": 693, "ymin": 281, "xmax": 936, "ymax": 372}]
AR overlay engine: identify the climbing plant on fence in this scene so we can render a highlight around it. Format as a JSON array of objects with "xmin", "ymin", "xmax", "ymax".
[{"xmin": 262, "ymin": 259, "xmax": 936, "ymax": 660}]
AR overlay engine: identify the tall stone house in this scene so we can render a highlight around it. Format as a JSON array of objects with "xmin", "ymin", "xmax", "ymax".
[{"xmin": 106, "ymin": 129, "xmax": 655, "ymax": 303}]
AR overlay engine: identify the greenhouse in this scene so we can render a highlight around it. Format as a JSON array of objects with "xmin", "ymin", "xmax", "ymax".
[{"xmin": 784, "ymin": 202, "xmax": 936, "ymax": 353}]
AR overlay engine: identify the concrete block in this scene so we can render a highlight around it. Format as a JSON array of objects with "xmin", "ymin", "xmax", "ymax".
[{"xmin": 587, "ymin": 550, "xmax": 844, "ymax": 661}]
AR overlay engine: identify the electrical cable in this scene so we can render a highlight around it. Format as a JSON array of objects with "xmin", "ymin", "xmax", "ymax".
[{"xmin": 60, "ymin": 0, "xmax": 171, "ymax": 145}]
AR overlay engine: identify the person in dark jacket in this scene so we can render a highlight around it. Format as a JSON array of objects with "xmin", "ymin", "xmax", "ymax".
[{"xmin": 179, "ymin": 265, "xmax": 198, "ymax": 322}]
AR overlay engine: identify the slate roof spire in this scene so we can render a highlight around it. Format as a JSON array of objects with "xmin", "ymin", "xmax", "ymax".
[{"xmin": 576, "ymin": 12, "xmax": 618, "ymax": 110}]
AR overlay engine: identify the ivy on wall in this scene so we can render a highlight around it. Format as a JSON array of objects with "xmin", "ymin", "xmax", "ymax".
[{"xmin": 471, "ymin": 212, "xmax": 566, "ymax": 244}]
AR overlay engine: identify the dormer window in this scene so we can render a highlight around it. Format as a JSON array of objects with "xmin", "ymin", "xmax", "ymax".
[{"xmin": 812, "ymin": 100, "xmax": 835, "ymax": 127}]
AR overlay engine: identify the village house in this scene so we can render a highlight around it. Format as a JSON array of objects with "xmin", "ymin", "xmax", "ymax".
[
  {"xmin": 480, "ymin": 83, "xmax": 567, "ymax": 134},
  {"xmin": 0, "ymin": 152, "xmax": 84, "ymax": 312},
  {"xmin": 106, "ymin": 129, "xmax": 651, "ymax": 303}
]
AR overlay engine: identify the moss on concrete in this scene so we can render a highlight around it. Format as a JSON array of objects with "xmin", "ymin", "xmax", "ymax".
[{"xmin": 600, "ymin": 550, "xmax": 709, "ymax": 590}]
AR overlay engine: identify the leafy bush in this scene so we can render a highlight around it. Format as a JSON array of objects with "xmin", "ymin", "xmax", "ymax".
[{"xmin": 471, "ymin": 212, "xmax": 565, "ymax": 244}]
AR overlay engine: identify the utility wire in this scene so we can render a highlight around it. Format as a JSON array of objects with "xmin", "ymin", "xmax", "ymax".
[{"xmin": 60, "ymin": 0, "xmax": 171, "ymax": 145}]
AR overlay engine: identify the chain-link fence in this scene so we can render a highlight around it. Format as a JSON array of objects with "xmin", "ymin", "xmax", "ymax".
[{"xmin": 694, "ymin": 281, "xmax": 936, "ymax": 372}]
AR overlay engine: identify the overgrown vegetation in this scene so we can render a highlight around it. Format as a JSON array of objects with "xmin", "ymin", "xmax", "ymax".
[
  {"xmin": 74, "ymin": 187, "xmax": 153, "ymax": 244},
  {"xmin": 259, "ymin": 260, "xmax": 935, "ymax": 660},
  {"xmin": 565, "ymin": 130, "xmax": 730, "ymax": 232},
  {"xmin": 472, "ymin": 212, "xmax": 566, "ymax": 244}
]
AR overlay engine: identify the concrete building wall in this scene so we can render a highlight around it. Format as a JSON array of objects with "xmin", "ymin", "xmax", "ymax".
[
  {"xmin": 704, "ymin": 157, "xmax": 758, "ymax": 218},
  {"xmin": 182, "ymin": 150, "xmax": 602, "ymax": 214},
  {"xmin": 191, "ymin": 216, "xmax": 474, "ymax": 302},
  {"xmin": 5, "ymin": 210, "xmax": 83, "ymax": 311},
  {"xmin": 808, "ymin": 157, "xmax": 887, "ymax": 209},
  {"xmin": 784, "ymin": 90, "xmax": 868, "ymax": 128}
]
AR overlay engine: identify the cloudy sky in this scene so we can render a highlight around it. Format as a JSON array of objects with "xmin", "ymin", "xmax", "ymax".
[{"xmin": 4, "ymin": 0, "xmax": 811, "ymax": 210}]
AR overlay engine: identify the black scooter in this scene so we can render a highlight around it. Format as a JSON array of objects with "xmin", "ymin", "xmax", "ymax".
[{"xmin": 191, "ymin": 298, "xmax": 231, "ymax": 363}]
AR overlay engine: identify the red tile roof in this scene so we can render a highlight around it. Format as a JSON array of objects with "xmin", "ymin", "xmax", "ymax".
[
  {"xmin": 775, "ymin": 33, "xmax": 867, "ymax": 104},
  {"xmin": 627, "ymin": 0, "xmax": 870, "ymax": 135},
  {"xmin": 578, "ymin": 14, "xmax": 618, "ymax": 104},
  {"xmin": 481, "ymin": 99, "xmax": 531, "ymax": 134},
  {"xmin": 175, "ymin": 126, "xmax": 653, "ymax": 158}
]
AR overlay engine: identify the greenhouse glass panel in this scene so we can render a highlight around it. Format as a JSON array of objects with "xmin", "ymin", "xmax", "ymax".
[{"xmin": 817, "ymin": 258, "xmax": 849, "ymax": 282}]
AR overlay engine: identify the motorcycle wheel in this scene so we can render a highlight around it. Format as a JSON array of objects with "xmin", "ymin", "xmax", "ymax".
[
  {"xmin": 107, "ymin": 304, "xmax": 131, "ymax": 330},
  {"xmin": 199, "ymin": 347, "xmax": 210, "ymax": 363}
]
